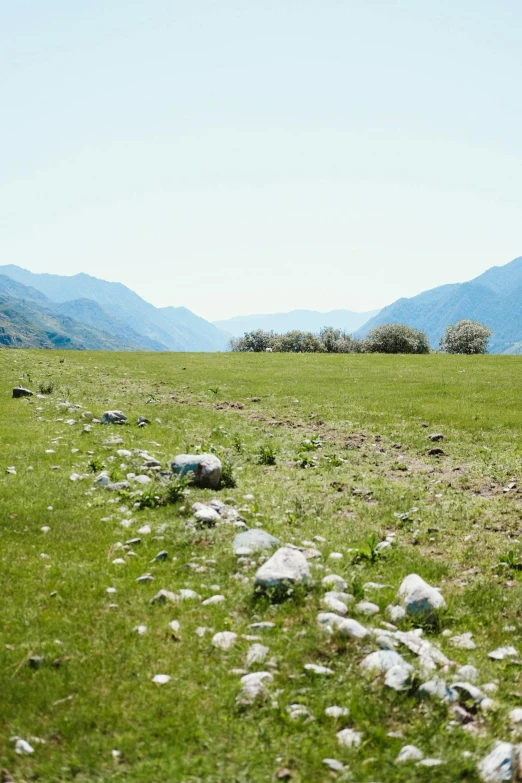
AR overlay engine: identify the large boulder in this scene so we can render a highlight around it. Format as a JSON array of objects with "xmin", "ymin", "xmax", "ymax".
[
  {"xmin": 254, "ymin": 546, "xmax": 310, "ymax": 595},
  {"xmin": 398, "ymin": 574, "xmax": 446, "ymax": 622},
  {"xmin": 171, "ymin": 453, "xmax": 222, "ymax": 489},
  {"xmin": 101, "ymin": 410, "xmax": 127, "ymax": 425}
]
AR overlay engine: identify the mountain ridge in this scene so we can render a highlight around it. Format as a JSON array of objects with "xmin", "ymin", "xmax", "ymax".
[
  {"xmin": 0, "ymin": 265, "xmax": 229, "ymax": 352},
  {"xmin": 356, "ymin": 256, "xmax": 522, "ymax": 354},
  {"xmin": 214, "ymin": 308, "xmax": 380, "ymax": 338}
]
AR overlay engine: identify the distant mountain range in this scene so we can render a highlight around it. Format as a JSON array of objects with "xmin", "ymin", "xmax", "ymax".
[
  {"xmin": 0, "ymin": 266, "xmax": 229, "ymax": 351},
  {"xmin": 1, "ymin": 257, "xmax": 522, "ymax": 353},
  {"xmin": 214, "ymin": 308, "xmax": 380, "ymax": 337},
  {"xmin": 356, "ymin": 256, "xmax": 522, "ymax": 354}
]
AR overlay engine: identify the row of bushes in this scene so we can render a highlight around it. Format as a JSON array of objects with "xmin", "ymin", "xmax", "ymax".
[{"xmin": 229, "ymin": 320, "xmax": 492, "ymax": 355}]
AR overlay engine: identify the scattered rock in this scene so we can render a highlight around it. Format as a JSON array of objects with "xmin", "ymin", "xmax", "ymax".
[
  {"xmin": 429, "ymin": 433, "xmax": 444, "ymax": 441},
  {"xmin": 246, "ymin": 643, "xmax": 269, "ymax": 666},
  {"xmin": 478, "ymin": 741, "xmax": 514, "ymax": 782},
  {"xmin": 396, "ymin": 745, "xmax": 424, "ymax": 763},
  {"xmin": 101, "ymin": 411, "xmax": 127, "ymax": 425},
  {"xmin": 212, "ymin": 631, "xmax": 237, "ymax": 651},
  {"xmin": 237, "ymin": 671, "xmax": 273, "ymax": 704},
  {"xmin": 427, "ymin": 447, "xmax": 445, "ymax": 456},
  {"xmin": 233, "ymin": 529, "xmax": 280, "ymax": 555},
  {"xmin": 325, "ymin": 706, "xmax": 349, "ymax": 718},
  {"xmin": 488, "ymin": 646, "xmax": 518, "ymax": 661},
  {"xmin": 361, "ymin": 650, "xmax": 412, "ymax": 674},
  {"xmin": 322, "ymin": 758, "xmax": 345, "ymax": 772},
  {"xmin": 449, "ymin": 632, "xmax": 476, "ymax": 650},
  {"xmin": 304, "ymin": 663, "xmax": 333, "ymax": 676},
  {"xmin": 194, "ymin": 506, "xmax": 221, "ymax": 526},
  {"xmin": 152, "ymin": 674, "xmax": 171, "ymax": 685},
  {"xmin": 322, "ymin": 574, "xmax": 347, "ymax": 591},
  {"xmin": 12, "ymin": 387, "xmax": 34, "ymax": 398},
  {"xmin": 355, "ymin": 600, "xmax": 379, "ymax": 616},
  {"xmin": 202, "ymin": 595, "xmax": 225, "ymax": 606},
  {"xmin": 254, "ymin": 547, "xmax": 311, "ymax": 595},
  {"xmin": 398, "ymin": 573, "xmax": 446, "ymax": 622},
  {"xmin": 14, "ymin": 738, "xmax": 34, "ymax": 754},
  {"xmin": 336, "ymin": 728, "xmax": 362, "ymax": 748},
  {"xmin": 317, "ymin": 613, "xmax": 369, "ymax": 639},
  {"xmin": 172, "ymin": 453, "xmax": 222, "ymax": 489}
]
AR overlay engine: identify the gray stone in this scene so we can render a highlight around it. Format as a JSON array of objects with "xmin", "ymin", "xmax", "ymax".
[
  {"xmin": 101, "ymin": 410, "xmax": 127, "ymax": 425},
  {"xmin": 361, "ymin": 650, "xmax": 412, "ymax": 674},
  {"xmin": 337, "ymin": 728, "xmax": 362, "ymax": 748},
  {"xmin": 355, "ymin": 600, "xmax": 380, "ymax": 616},
  {"xmin": 317, "ymin": 612, "xmax": 369, "ymax": 639},
  {"xmin": 385, "ymin": 664, "xmax": 413, "ymax": 691},
  {"xmin": 212, "ymin": 631, "xmax": 237, "ymax": 650},
  {"xmin": 322, "ymin": 574, "xmax": 347, "ymax": 591},
  {"xmin": 172, "ymin": 453, "xmax": 222, "ymax": 489},
  {"xmin": 478, "ymin": 742, "xmax": 514, "ymax": 782},
  {"xmin": 237, "ymin": 671, "xmax": 273, "ymax": 703},
  {"xmin": 194, "ymin": 506, "xmax": 221, "ymax": 526},
  {"xmin": 398, "ymin": 573, "xmax": 446, "ymax": 622},
  {"xmin": 12, "ymin": 387, "xmax": 34, "ymax": 398},
  {"xmin": 254, "ymin": 547, "xmax": 310, "ymax": 594},
  {"xmin": 417, "ymin": 677, "xmax": 457, "ymax": 703},
  {"xmin": 488, "ymin": 646, "xmax": 518, "ymax": 661},
  {"xmin": 396, "ymin": 745, "xmax": 424, "ymax": 763},
  {"xmin": 233, "ymin": 529, "xmax": 280, "ymax": 555}
]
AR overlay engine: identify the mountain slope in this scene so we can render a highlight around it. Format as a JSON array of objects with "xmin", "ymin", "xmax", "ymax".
[
  {"xmin": 214, "ymin": 308, "xmax": 380, "ymax": 338},
  {"xmin": 0, "ymin": 266, "xmax": 228, "ymax": 352},
  {"xmin": 0, "ymin": 294, "xmax": 142, "ymax": 350},
  {"xmin": 356, "ymin": 257, "xmax": 522, "ymax": 353}
]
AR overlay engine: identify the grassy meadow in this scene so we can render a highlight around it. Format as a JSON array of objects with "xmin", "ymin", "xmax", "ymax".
[{"xmin": 1, "ymin": 350, "xmax": 522, "ymax": 782}]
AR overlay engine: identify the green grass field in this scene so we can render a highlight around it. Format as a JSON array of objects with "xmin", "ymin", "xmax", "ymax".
[{"xmin": 1, "ymin": 350, "xmax": 522, "ymax": 782}]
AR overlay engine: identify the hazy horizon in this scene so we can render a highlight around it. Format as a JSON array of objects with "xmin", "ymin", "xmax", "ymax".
[{"xmin": 2, "ymin": 2, "xmax": 521, "ymax": 321}]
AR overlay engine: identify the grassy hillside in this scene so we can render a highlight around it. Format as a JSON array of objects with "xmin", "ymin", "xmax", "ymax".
[{"xmin": 1, "ymin": 351, "xmax": 522, "ymax": 782}]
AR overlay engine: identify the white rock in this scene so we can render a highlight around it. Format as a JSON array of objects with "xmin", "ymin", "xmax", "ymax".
[
  {"xmin": 287, "ymin": 703, "xmax": 314, "ymax": 721},
  {"xmin": 361, "ymin": 650, "xmax": 412, "ymax": 674},
  {"xmin": 509, "ymin": 708, "xmax": 522, "ymax": 724},
  {"xmin": 304, "ymin": 663, "xmax": 333, "ymax": 676},
  {"xmin": 134, "ymin": 625, "xmax": 147, "ymax": 635},
  {"xmin": 478, "ymin": 741, "xmax": 514, "ymax": 782},
  {"xmin": 151, "ymin": 589, "xmax": 179, "ymax": 604},
  {"xmin": 317, "ymin": 612, "xmax": 369, "ymax": 640},
  {"xmin": 488, "ymin": 646, "xmax": 518, "ymax": 661},
  {"xmin": 355, "ymin": 600, "xmax": 379, "ymax": 616},
  {"xmin": 179, "ymin": 589, "xmax": 200, "ymax": 601},
  {"xmin": 386, "ymin": 604, "xmax": 407, "ymax": 623},
  {"xmin": 212, "ymin": 631, "xmax": 237, "ymax": 651},
  {"xmin": 325, "ymin": 591, "xmax": 354, "ymax": 605},
  {"xmin": 417, "ymin": 677, "xmax": 457, "ymax": 703},
  {"xmin": 449, "ymin": 632, "xmax": 476, "ymax": 650},
  {"xmin": 137, "ymin": 525, "xmax": 151, "ymax": 535},
  {"xmin": 202, "ymin": 594, "xmax": 225, "ymax": 606},
  {"xmin": 168, "ymin": 620, "xmax": 180, "ymax": 633},
  {"xmin": 396, "ymin": 745, "xmax": 424, "ymax": 763},
  {"xmin": 134, "ymin": 474, "xmax": 152, "ymax": 485},
  {"xmin": 237, "ymin": 671, "xmax": 273, "ymax": 703},
  {"xmin": 322, "ymin": 758, "xmax": 345, "ymax": 772},
  {"xmin": 94, "ymin": 472, "xmax": 110, "ymax": 487},
  {"xmin": 323, "ymin": 596, "xmax": 348, "ymax": 615},
  {"xmin": 195, "ymin": 506, "xmax": 221, "ymax": 526},
  {"xmin": 398, "ymin": 573, "xmax": 446, "ymax": 621},
  {"xmin": 337, "ymin": 728, "xmax": 362, "ymax": 748},
  {"xmin": 15, "ymin": 738, "xmax": 35, "ymax": 754},
  {"xmin": 325, "ymin": 706, "xmax": 349, "ymax": 718},
  {"xmin": 171, "ymin": 453, "xmax": 222, "ymax": 489},
  {"xmin": 254, "ymin": 547, "xmax": 311, "ymax": 593},
  {"xmin": 152, "ymin": 674, "xmax": 171, "ymax": 685},
  {"xmin": 418, "ymin": 758, "xmax": 443, "ymax": 767},
  {"xmin": 329, "ymin": 552, "xmax": 343, "ymax": 560},
  {"xmin": 246, "ymin": 643, "xmax": 269, "ymax": 666},
  {"xmin": 454, "ymin": 665, "xmax": 479, "ymax": 683},
  {"xmin": 385, "ymin": 664, "xmax": 413, "ymax": 691},
  {"xmin": 322, "ymin": 574, "xmax": 347, "ymax": 591}
]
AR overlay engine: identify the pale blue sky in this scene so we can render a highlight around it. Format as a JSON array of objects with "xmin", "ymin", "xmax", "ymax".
[{"xmin": 1, "ymin": 1, "xmax": 521, "ymax": 320}]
